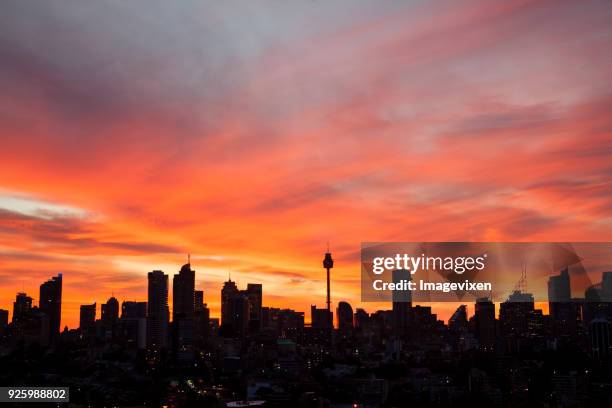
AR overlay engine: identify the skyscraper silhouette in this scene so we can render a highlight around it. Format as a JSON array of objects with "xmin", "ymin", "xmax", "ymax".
[
  {"xmin": 12, "ymin": 292, "xmax": 32, "ymax": 323},
  {"xmin": 101, "ymin": 296, "xmax": 119, "ymax": 339},
  {"xmin": 172, "ymin": 261, "xmax": 196, "ymax": 359},
  {"xmin": 336, "ymin": 301, "xmax": 353, "ymax": 333},
  {"xmin": 548, "ymin": 268, "xmax": 580, "ymax": 337},
  {"xmin": 246, "ymin": 283, "xmax": 262, "ymax": 332},
  {"xmin": 79, "ymin": 303, "xmax": 96, "ymax": 332},
  {"xmin": 548, "ymin": 268, "xmax": 571, "ymax": 305},
  {"xmin": 121, "ymin": 301, "xmax": 147, "ymax": 349},
  {"xmin": 121, "ymin": 301, "xmax": 147, "ymax": 319},
  {"xmin": 220, "ymin": 279, "xmax": 262, "ymax": 338},
  {"xmin": 474, "ymin": 297, "xmax": 496, "ymax": 350},
  {"xmin": 102, "ymin": 297, "xmax": 119, "ymax": 325},
  {"xmin": 311, "ymin": 305, "xmax": 332, "ymax": 330},
  {"xmin": 221, "ymin": 278, "xmax": 239, "ymax": 329},
  {"xmin": 195, "ymin": 290, "xmax": 204, "ymax": 312},
  {"xmin": 173, "ymin": 262, "xmax": 195, "ymax": 320},
  {"xmin": 392, "ymin": 269, "xmax": 412, "ymax": 340},
  {"xmin": 147, "ymin": 270, "xmax": 169, "ymax": 348},
  {"xmin": 39, "ymin": 273, "xmax": 62, "ymax": 342}
]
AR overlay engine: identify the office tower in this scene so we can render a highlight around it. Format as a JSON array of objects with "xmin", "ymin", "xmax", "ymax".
[
  {"xmin": 120, "ymin": 301, "xmax": 147, "ymax": 349},
  {"xmin": 474, "ymin": 297, "xmax": 496, "ymax": 350},
  {"xmin": 336, "ymin": 301, "xmax": 353, "ymax": 332},
  {"xmin": 221, "ymin": 278, "xmax": 239, "ymax": 328},
  {"xmin": 392, "ymin": 269, "xmax": 412, "ymax": 339},
  {"xmin": 12, "ymin": 292, "xmax": 33, "ymax": 323},
  {"xmin": 79, "ymin": 303, "xmax": 96, "ymax": 331},
  {"xmin": 147, "ymin": 270, "xmax": 169, "ymax": 348},
  {"xmin": 173, "ymin": 262, "xmax": 195, "ymax": 320},
  {"xmin": 246, "ymin": 283, "xmax": 262, "ymax": 331},
  {"xmin": 101, "ymin": 296, "xmax": 119, "ymax": 325},
  {"xmin": 195, "ymin": 290, "xmax": 204, "ymax": 312},
  {"xmin": 39, "ymin": 273, "xmax": 62, "ymax": 341}
]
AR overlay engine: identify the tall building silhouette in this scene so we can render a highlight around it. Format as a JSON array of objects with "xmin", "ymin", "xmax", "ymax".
[
  {"xmin": 173, "ymin": 262, "xmax": 195, "ymax": 320},
  {"xmin": 193, "ymin": 291, "xmax": 210, "ymax": 343},
  {"xmin": 499, "ymin": 291, "xmax": 534, "ymax": 338},
  {"xmin": 147, "ymin": 270, "xmax": 169, "ymax": 348},
  {"xmin": 121, "ymin": 301, "xmax": 147, "ymax": 349},
  {"xmin": 39, "ymin": 273, "xmax": 62, "ymax": 342},
  {"xmin": 101, "ymin": 296, "xmax": 119, "ymax": 339},
  {"xmin": 354, "ymin": 308, "xmax": 370, "ymax": 331},
  {"xmin": 548, "ymin": 268, "xmax": 581, "ymax": 336},
  {"xmin": 548, "ymin": 268, "xmax": 571, "ymax": 310},
  {"xmin": 172, "ymin": 261, "xmax": 196, "ymax": 360},
  {"xmin": 245, "ymin": 283, "xmax": 262, "ymax": 332},
  {"xmin": 311, "ymin": 305, "xmax": 332, "ymax": 330},
  {"xmin": 79, "ymin": 303, "xmax": 96, "ymax": 331},
  {"xmin": 221, "ymin": 278, "xmax": 239, "ymax": 329},
  {"xmin": 336, "ymin": 301, "xmax": 353, "ymax": 332},
  {"xmin": 602, "ymin": 271, "xmax": 612, "ymax": 302},
  {"xmin": 195, "ymin": 290, "xmax": 204, "ymax": 312},
  {"xmin": 220, "ymin": 279, "xmax": 262, "ymax": 338},
  {"xmin": 102, "ymin": 297, "xmax": 119, "ymax": 325},
  {"xmin": 392, "ymin": 269, "xmax": 412, "ymax": 339},
  {"xmin": 449, "ymin": 305, "xmax": 468, "ymax": 332},
  {"xmin": 499, "ymin": 291, "xmax": 536, "ymax": 352},
  {"xmin": 231, "ymin": 295, "xmax": 251, "ymax": 338},
  {"xmin": 122, "ymin": 301, "xmax": 147, "ymax": 319},
  {"xmin": 589, "ymin": 318, "xmax": 612, "ymax": 359},
  {"xmin": 474, "ymin": 297, "xmax": 496, "ymax": 350},
  {"xmin": 12, "ymin": 292, "xmax": 32, "ymax": 323}
]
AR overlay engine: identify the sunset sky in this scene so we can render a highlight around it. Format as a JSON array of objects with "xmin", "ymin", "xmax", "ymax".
[{"xmin": 1, "ymin": 0, "xmax": 611, "ymax": 329}]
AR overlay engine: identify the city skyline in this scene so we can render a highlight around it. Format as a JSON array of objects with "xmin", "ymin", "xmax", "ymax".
[
  {"xmin": 4, "ymin": 255, "xmax": 612, "ymax": 332},
  {"xmin": 1, "ymin": 0, "xmax": 612, "ymax": 329}
]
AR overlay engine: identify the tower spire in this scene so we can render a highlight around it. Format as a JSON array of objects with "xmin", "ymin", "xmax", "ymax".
[{"xmin": 323, "ymin": 246, "xmax": 334, "ymax": 312}]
